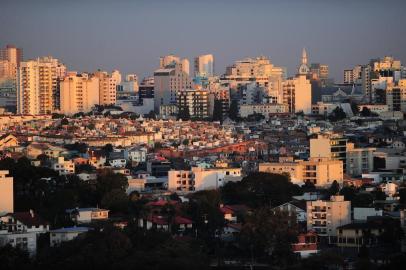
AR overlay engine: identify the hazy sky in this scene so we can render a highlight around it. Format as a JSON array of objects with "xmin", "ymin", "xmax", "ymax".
[{"xmin": 1, "ymin": 0, "xmax": 405, "ymax": 82}]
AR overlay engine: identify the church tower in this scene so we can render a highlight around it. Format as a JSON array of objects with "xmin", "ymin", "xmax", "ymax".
[{"xmin": 298, "ymin": 48, "xmax": 310, "ymax": 76}]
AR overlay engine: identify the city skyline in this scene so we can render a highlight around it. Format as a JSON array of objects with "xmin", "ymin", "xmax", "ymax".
[{"xmin": 2, "ymin": 0, "xmax": 406, "ymax": 81}]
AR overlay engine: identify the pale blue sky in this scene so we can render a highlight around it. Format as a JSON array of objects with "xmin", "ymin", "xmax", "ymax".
[{"xmin": 1, "ymin": 0, "xmax": 405, "ymax": 82}]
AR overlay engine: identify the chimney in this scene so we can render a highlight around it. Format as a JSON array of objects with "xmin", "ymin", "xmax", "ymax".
[{"xmin": 29, "ymin": 209, "xmax": 34, "ymax": 218}]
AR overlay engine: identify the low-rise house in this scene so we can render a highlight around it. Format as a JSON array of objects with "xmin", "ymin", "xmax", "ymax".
[
  {"xmin": 51, "ymin": 156, "xmax": 75, "ymax": 175},
  {"xmin": 108, "ymin": 158, "xmax": 127, "ymax": 168},
  {"xmin": 291, "ymin": 231, "xmax": 319, "ymax": 258},
  {"xmin": 138, "ymin": 215, "xmax": 193, "ymax": 233},
  {"xmin": 0, "ymin": 231, "xmax": 38, "ymax": 256},
  {"xmin": 0, "ymin": 134, "xmax": 18, "ymax": 150},
  {"xmin": 0, "ymin": 211, "xmax": 49, "ymax": 234},
  {"xmin": 336, "ymin": 217, "xmax": 397, "ymax": 248},
  {"xmin": 0, "ymin": 211, "xmax": 49, "ymax": 256},
  {"xmin": 50, "ymin": 226, "xmax": 91, "ymax": 247},
  {"xmin": 77, "ymin": 172, "xmax": 97, "ymax": 182},
  {"xmin": 66, "ymin": 208, "xmax": 109, "ymax": 224},
  {"xmin": 353, "ymin": 207, "xmax": 383, "ymax": 221},
  {"xmin": 272, "ymin": 201, "xmax": 307, "ymax": 223},
  {"xmin": 125, "ymin": 146, "xmax": 147, "ymax": 163},
  {"xmin": 220, "ymin": 204, "xmax": 250, "ymax": 223},
  {"xmin": 222, "ymin": 223, "xmax": 242, "ymax": 241}
]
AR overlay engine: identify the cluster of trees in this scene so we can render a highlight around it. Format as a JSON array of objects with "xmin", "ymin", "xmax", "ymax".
[
  {"xmin": 0, "ymin": 158, "xmax": 129, "ymax": 227},
  {"xmin": 1, "ymin": 226, "xmax": 208, "ymax": 270},
  {"xmin": 221, "ymin": 172, "xmax": 302, "ymax": 208},
  {"xmin": 328, "ymin": 106, "xmax": 347, "ymax": 122}
]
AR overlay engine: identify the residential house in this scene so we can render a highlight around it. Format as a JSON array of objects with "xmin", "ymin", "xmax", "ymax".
[{"xmin": 50, "ymin": 226, "xmax": 91, "ymax": 247}]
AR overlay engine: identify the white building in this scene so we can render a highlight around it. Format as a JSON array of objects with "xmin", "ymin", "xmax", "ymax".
[
  {"xmin": 66, "ymin": 208, "xmax": 109, "ymax": 224},
  {"xmin": 51, "ymin": 156, "xmax": 75, "ymax": 175},
  {"xmin": 168, "ymin": 167, "xmax": 242, "ymax": 192},
  {"xmin": 306, "ymin": 195, "xmax": 351, "ymax": 237},
  {"xmin": 272, "ymin": 202, "xmax": 307, "ymax": 223},
  {"xmin": 239, "ymin": 103, "xmax": 288, "ymax": 118},
  {"xmin": 50, "ymin": 226, "xmax": 90, "ymax": 247},
  {"xmin": 353, "ymin": 207, "xmax": 383, "ymax": 221},
  {"xmin": 0, "ymin": 211, "xmax": 49, "ymax": 256}
]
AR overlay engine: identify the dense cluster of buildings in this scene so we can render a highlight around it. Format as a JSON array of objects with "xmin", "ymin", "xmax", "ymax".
[{"xmin": 1, "ymin": 44, "xmax": 406, "ymax": 262}]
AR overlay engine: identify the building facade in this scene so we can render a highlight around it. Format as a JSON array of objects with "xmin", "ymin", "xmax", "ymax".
[{"xmin": 60, "ymin": 72, "xmax": 100, "ymax": 114}]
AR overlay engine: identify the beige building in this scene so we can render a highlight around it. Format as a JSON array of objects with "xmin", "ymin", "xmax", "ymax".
[
  {"xmin": 0, "ymin": 44, "xmax": 23, "ymax": 81},
  {"xmin": 93, "ymin": 71, "xmax": 117, "ymax": 105},
  {"xmin": 306, "ymin": 195, "xmax": 351, "ymax": 237},
  {"xmin": 310, "ymin": 133, "xmax": 348, "ymax": 172},
  {"xmin": 0, "ymin": 170, "xmax": 13, "ymax": 214},
  {"xmin": 282, "ymin": 74, "xmax": 312, "ymax": 114},
  {"xmin": 259, "ymin": 157, "xmax": 343, "ymax": 187},
  {"xmin": 222, "ymin": 56, "xmax": 285, "ymax": 89},
  {"xmin": 60, "ymin": 72, "xmax": 100, "ymax": 115},
  {"xmin": 17, "ymin": 57, "xmax": 65, "ymax": 115}
]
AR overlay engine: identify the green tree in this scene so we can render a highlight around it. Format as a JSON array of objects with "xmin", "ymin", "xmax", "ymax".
[
  {"xmin": 340, "ymin": 186, "xmax": 357, "ymax": 202},
  {"xmin": 328, "ymin": 180, "xmax": 340, "ymax": 196},
  {"xmin": 221, "ymin": 172, "xmax": 302, "ymax": 208},
  {"xmin": 239, "ymin": 207, "xmax": 298, "ymax": 266},
  {"xmin": 96, "ymin": 169, "xmax": 128, "ymax": 204},
  {"xmin": 353, "ymin": 193, "xmax": 373, "ymax": 207},
  {"xmin": 101, "ymin": 189, "xmax": 129, "ymax": 212},
  {"xmin": 328, "ymin": 106, "xmax": 347, "ymax": 122},
  {"xmin": 0, "ymin": 244, "xmax": 31, "ymax": 270},
  {"xmin": 102, "ymin": 144, "xmax": 114, "ymax": 155}
]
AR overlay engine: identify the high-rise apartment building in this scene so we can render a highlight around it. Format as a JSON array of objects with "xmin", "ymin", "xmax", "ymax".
[
  {"xmin": 386, "ymin": 80, "xmax": 406, "ymax": 112},
  {"xmin": 159, "ymin": 54, "xmax": 180, "ymax": 68},
  {"xmin": 194, "ymin": 54, "xmax": 214, "ymax": 77},
  {"xmin": 344, "ymin": 65, "xmax": 362, "ymax": 85},
  {"xmin": 282, "ymin": 74, "xmax": 312, "ymax": 114},
  {"xmin": 181, "ymin": 58, "xmax": 190, "ymax": 75},
  {"xmin": 154, "ymin": 62, "xmax": 192, "ymax": 112},
  {"xmin": 0, "ymin": 44, "xmax": 23, "ymax": 81},
  {"xmin": 222, "ymin": 56, "xmax": 285, "ymax": 88},
  {"xmin": 60, "ymin": 72, "xmax": 100, "ymax": 115},
  {"xmin": 306, "ymin": 195, "xmax": 351, "ymax": 237},
  {"xmin": 93, "ymin": 71, "xmax": 117, "ymax": 105},
  {"xmin": 259, "ymin": 157, "xmax": 343, "ymax": 187},
  {"xmin": 139, "ymin": 77, "xmax": 154, "ymax": 102},
  {"xmin": 177, "ymin": 89, "xmax": 209, "ymax": 119},
  {"xmin": 310, "ymin": 63, "xmax": 329, "ymax": 81},
  {"xmin": 0, "ymin": 170, "xmax": 13, "ymax": 214},
  {"xmin": 17, "ymin": 57, "xmax": 65, "ymax": 115},
  {"xmin": 310, "ymin": 133, "xmax": 348, "ymax": 172}
]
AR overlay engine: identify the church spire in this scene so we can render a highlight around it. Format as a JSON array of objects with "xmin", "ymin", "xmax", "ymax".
[
  {"xmin": 298, "ymin": 48, "xmax": 310, "ymax": 76},
  {"xmin": 302, "ymin": 48, "xmax": 308, "ymax": 65}
]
